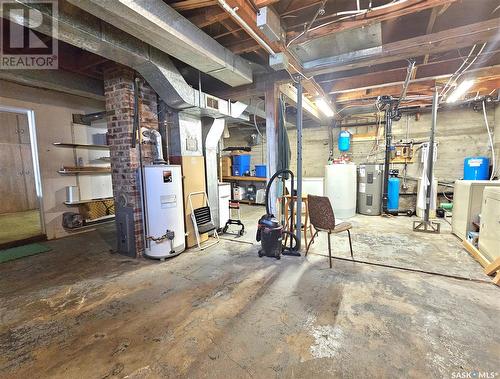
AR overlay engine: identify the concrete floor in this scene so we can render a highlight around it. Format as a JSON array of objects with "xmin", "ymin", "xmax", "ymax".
[
  {"xmin": 0, "ymin": 205, "xmax": 499, "ymax": 378},
  {"xmin": 0, "ymin": 210, "xmax": 43, "ymax": 245}
]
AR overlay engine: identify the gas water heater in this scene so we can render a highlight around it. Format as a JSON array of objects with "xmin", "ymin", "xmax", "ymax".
[{"xmin": 143, "ymin": 165, "xmax": 185, "ymax": 259}]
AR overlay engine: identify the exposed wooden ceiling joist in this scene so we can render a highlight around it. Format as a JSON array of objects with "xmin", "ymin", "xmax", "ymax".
[
  {"xmin": 325, "ymin": 53, "xmax": 500, "ymax": 94},
  {"xmin": 286, "ymin": 0, "xmax": 457, "ymax": 45},
  {"xmin": 304, "ymin": 17, "xmax": 500, "ymax": 76},
  {"xmin": 255, "ymin": 0, "xmax": 280, "ymax": 6},
  {"xmin": 227, "ymin": 37, "xmax": 262, "ymax": 54},
  {"xmin": 188, "ymin": 6, "xmax": 229, "ymax": 27},
  {"xmin": 218, "ymin": 0, "xmax": 330, "ymax": 99},
  {"xmin": 334, "ymin": 70, "xmax": 500, "ymax": 103},
  {"xmin": 170, "ymin": 0, "xmax": 216, "ymax": 11}
]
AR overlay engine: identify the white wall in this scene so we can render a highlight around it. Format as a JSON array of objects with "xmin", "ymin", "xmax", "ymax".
[{"xmin": 0, "ymin": 80, "xmax": 105, "ymax": 239}]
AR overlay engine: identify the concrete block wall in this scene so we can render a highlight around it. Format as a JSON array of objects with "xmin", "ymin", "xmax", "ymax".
[
  {"xmin": 103, "ymin": 64, "xmax": 158, "ymax": 256},
  {"xmin": 226, "ymin": 106, "xmax": 497, "ymax": 208}
]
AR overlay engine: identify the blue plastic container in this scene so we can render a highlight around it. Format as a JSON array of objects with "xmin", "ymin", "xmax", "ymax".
[
  {"xmin": 464, "ymin": 157, "xmax": 489, "ymax": 180},
  {"xmin": 232, "ymin": 165, "xmax": 250, "ymax": 176},
  {"xmin": 255, "ymin": 165, "xmax": 267, "ymax": 178},
  {"xmin": 338, "ymin": 130, "xmax": 351, "ymax": 152},
  {"xmin": 232, "ymin": 166, "xmax": 241, "ymax": 176},
  {"xmin": 387, "ymin": 177, "xmax": 400, "ymax": 210},
  {"xmin": 233, "ymin": 154, "xmax": 251, "ymax": 167}
]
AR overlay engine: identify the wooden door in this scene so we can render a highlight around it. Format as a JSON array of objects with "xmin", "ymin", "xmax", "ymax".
[{"xmin": 0, "ymin": 112, "xmax": 38, "ymax": 213}]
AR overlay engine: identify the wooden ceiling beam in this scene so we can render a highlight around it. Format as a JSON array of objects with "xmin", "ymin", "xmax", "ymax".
[
  {"xmin": 218, "ymin": 0, "xmax": 330, "ymax": 100},
  {"xmin": 282, "ymin": 0, "xmax": 322, "ymax": 15},
  {"xmin": 255, "ymin": 0, "xmax": 280, "ymax": 6},
  {"xmin": 304, "ymin": 18, "xmax": 500, "ymax": 76},
  {"xmin": 325, "ymin": 53, "xmax": 500, "ymax": 94},
  {"xmin": 170, "ymin": 0, "xmax": 217, "ymax": 11},
  {"xmin": 287, "ymin": 0, "xmax": 458, "ymax": 45},
  {"xmin": 219, "ymin": 18, "xmax": 241, "ymax": 37},
  {"xmin": 188, "ymin": 6, "xmax": 229, "ymax": 27},
  {"xmin": 226, "ymin": 38, "xmax": 262, "ymax": 54},
  {"xmin": 333, "ymin": 72, "xmax": 500, "ymax": 103},
  {"xmin": 334, "ymin": 80, "xmax": 437, "ymax": 103}
]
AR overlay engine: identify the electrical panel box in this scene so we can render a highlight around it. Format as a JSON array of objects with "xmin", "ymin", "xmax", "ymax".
[
  {"xmin": 478, "ymin": 186, "xmax": 500, "ymax": 262},
  {"xmin": 257, "ymin": 6, "xmax": 282, "ymax": 42},
  {"xmin": 452, "ymin": 180, "xmax": 500, "ymax": 241},
  {"xmin": 269, "ymin": 52, "xmax": 288, "ymax": 71}
]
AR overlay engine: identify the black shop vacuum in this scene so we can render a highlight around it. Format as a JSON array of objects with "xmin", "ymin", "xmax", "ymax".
[{"xmin": 256, "ymin": 169, "xmax": 300, "ymax": 259}]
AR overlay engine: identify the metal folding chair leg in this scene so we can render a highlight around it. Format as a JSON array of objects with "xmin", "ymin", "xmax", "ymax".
[
  {"xmin": 305, "ymin": 230, "xmax": 318, "ymax": 256},
  {"xmin": 347, "ymin": 229, "xmax": 354, "ymax": 260}
]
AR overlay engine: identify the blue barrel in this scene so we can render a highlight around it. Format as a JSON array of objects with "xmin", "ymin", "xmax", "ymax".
[
  {"xmin": 464, "ymin": 157, "xmax": 489, "ymax": 180},
  {"xmin": 338, "ymin": 130, "xmax": 351, "ymax": 152},
  {"xmin": 255, "ymin": 165, "xmax": 267, "ymax": 178},
  {"xmin": 233, "ymin": 154, "xmax": 251, "ymax": 167},
  {"xmin": 387, "ymin": 177, "xmax": 400, "ymax": 210}
]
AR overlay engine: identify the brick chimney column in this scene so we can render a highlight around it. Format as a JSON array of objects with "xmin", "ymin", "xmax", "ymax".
[{"xmin": 103, "ymin": 64, "xmax": 159, "ymax": 257}]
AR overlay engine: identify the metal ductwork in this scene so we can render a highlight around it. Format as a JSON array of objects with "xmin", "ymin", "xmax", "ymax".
[
  {"xmin": 5, "ymin": 2, "xmax": 249, "ymax": 119},
  {"xmin": 201, "ymin": 118, "xmax": 226, "ymax": 228},
  {"xmin": 138, "ymin": 52, "xmax": 249, "ymax": 118},
  {"xmin": 66, "ymin": 0, "xmax": 253, "ymax": 87}
]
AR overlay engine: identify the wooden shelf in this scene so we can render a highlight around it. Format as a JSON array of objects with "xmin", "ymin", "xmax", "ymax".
[
  {"xmin": 53, "ymin": 142, "xmax": 109, "ymax": 149},
  {"xmin": 223, "ymin": 176, "xmax": 266, "ymax": 182},
  {"xmin": 64, "ymin": 197, "xmax": 114, "ymax": 205}
]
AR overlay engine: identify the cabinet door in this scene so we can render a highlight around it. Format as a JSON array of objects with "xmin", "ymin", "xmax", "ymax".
[
  {"xmin": 0, "ymin": 145, "xmax": 28, "ymax": 213},
  {"xmin": 0, "ymin": 112, "xmax": 38, "ymax": 213}
]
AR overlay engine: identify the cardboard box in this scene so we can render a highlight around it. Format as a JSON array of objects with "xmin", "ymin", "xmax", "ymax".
[{"xmin": 221, "ymin": 156, "xmax": 232, "ymax": 176}]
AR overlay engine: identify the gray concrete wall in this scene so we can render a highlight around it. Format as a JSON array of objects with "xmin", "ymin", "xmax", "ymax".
[{"xmin": 226, "ymin": 106, "xmax": 497, "ymax": 208}]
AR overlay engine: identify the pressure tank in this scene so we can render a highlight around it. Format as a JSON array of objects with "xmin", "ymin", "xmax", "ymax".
[
  {"xmin": 387, "ymin": 176, "xmax": 400, "ymax": 211},
  {"xmin": 338, "ymin": 130, "xmax": 351, "ymax": 152},
  {"xmin": 324, "ymin": 164, "xmax": 357, "ymax": 219},
  {"xmin": 463, "ymin": 157, "xmax": 489, "ymax": 180},
  {"xmin": 357, "ymin": 163, "xmax": 383, "ymax": 215},
  {"xmin": 144, "ymin": 165, "xmax": 185, "ymax": 259}
]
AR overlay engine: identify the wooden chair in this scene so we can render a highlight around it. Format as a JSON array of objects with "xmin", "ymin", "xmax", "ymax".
[{"xmin": 306, "ymin": 194, "xmax": 353, "ymax": 268}]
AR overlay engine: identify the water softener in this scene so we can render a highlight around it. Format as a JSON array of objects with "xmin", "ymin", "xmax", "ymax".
[{"xmin": 387, "ymin": 174, "xmax": 400, "ymax": 211}]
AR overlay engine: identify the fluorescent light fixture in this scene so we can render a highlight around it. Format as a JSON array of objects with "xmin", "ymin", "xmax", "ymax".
[
  {"xmin": 446, "ymin": 79, "xmax": 475, "ymax": 103},
  {"xmin": 316, "ymin": 98, "xmax": 335, "ymax": 117}
]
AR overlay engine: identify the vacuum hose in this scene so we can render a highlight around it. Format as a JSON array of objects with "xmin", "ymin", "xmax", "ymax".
[{"xmin": 265, "ymin": 169, "xmax": 294, "ymax": 216}]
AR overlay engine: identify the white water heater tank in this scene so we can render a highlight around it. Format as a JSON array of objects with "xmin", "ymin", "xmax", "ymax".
[
  {"xmin": 144, "ymin": 165, "xmax": 185, "ymax": 259},
  {"xmin": 324, "ymin": 164, "xmax": 357, "ymax": 219}
]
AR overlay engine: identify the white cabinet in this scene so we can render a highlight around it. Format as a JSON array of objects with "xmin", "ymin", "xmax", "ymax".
[
  {"xmin": 452, "ymin": 180, "xmax": 500, "ymax": 241},
  {"xmin": 479, "ymin": 187, "xmax": 500, "ymax": 262}
]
